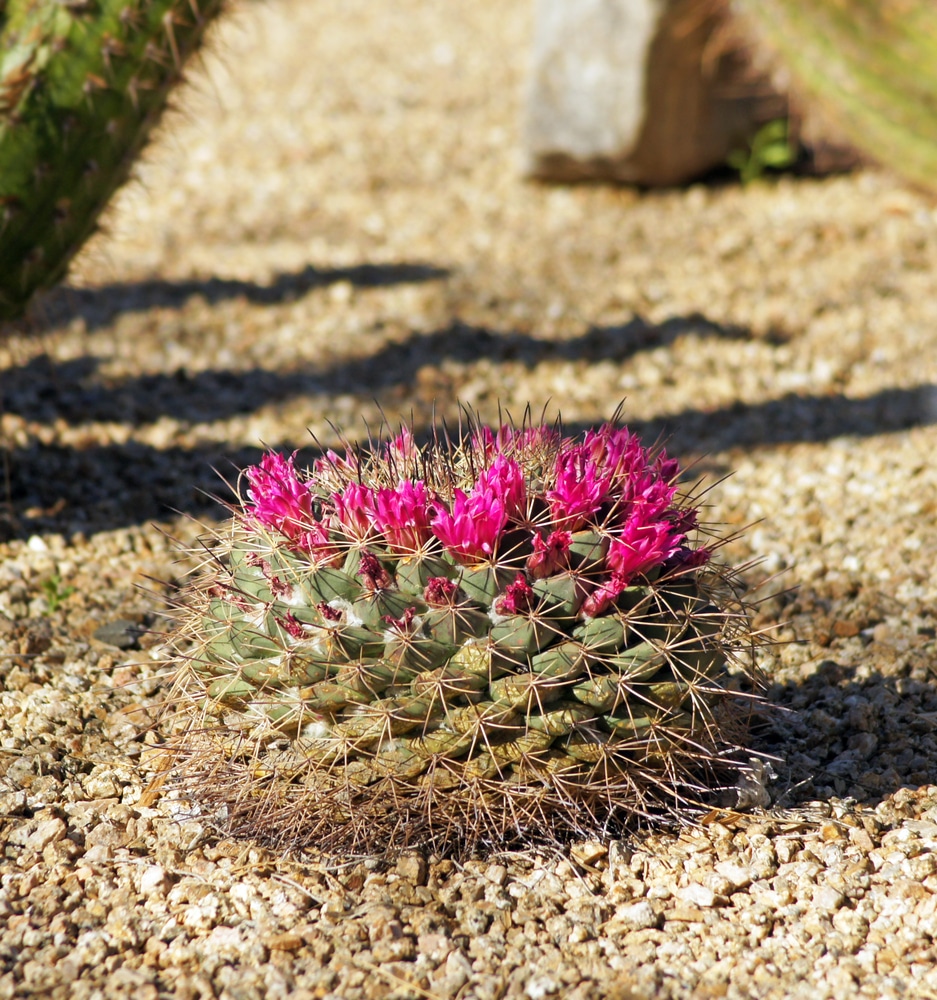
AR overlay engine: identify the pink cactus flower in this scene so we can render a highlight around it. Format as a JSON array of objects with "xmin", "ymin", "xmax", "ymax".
[
  {"xmin": 358, "ymin": 551, "xmax": 394, "ymax": 591},
  {"xmin": 526, "ymin": 529, "xmax": 571, "ymax": 579},
  {"xmin": 277, "ymin": 611, "xmax": 308, "ymax": 640},
  {"xmin": 475, "ymin": 455, "xmax": 527, "ymax": 520},
  {"xmin": 331, "ymin": 482, "xmax": 377, "ymax": 541},
  {"xmin": 317, "ymin": 601, "xmax": 344, "ymax": 622},
  {"xmin": 372, "ymin": 480, "xmax": 432, "ymax": 552},
  {"xmin": 606, "ymin": 508, "xmax": 683, "ymax": 583},
  {"xmin": 385, "ymin": 427, "xmax": 420, "ymax": 468},
  {"xmin": 245, "ymin": 452, "xmax": 314, "ymax": 537},
  {"xmin": 580, "ymin": 572, "xmax": 630, "ymax": 618},
  {"xmin": 430, "ymin": 489, "xmax": 508, "ymax": 563},
  {"xmin": 493, "ymin": 572, "xmax": 535, "ymax": 616},
  {"xmin": 424, "ymin": 576, "xmax": 460, "ymax": 606},
  {"xmin": 546, "ymin": 445, "xmax": 611, "ymax": 529},
  {"xmin": 313, "ymin": 448, "xmax": 360, "ymax": 483},
  {"xmin": 245, "ymin": 451, "xmax": 336, "ymax": 559},
  {"xmin": 382, "ymin": 606, "xmax": 418, "ymax": 633}
]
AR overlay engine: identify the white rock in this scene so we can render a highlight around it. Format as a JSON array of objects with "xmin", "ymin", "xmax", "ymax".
[
  {"xmin": 678, "ymin": 883, "xmax": 719, "ymax": 908},
  {"xmin": 610, "ymin": 899, "xmax": 659, "ymax": 931},
  {"xmin": 25, "ymin": 817, "xmax": 66, "ymax": 852},
  {"xmin": 139, "ymin": 864, "xmax": 168, "ymax": 895},
  {"xmin": 714, "ymin": 860, "xmax": 754, "ymax": 890},
  {"xmin": 813, "ymin": 886, "xmax": 846, "ymax": 912},
  {"xmin": 526, "ymin": 973, "xmax": 560, "ymax": 999}
]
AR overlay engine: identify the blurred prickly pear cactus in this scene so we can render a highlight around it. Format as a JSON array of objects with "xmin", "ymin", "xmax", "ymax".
[
  {"xmin": 737, "ymin": 0, "xmax": 937, "ymax": 191},
  {"xmin": 165, "ymin": 415, "xmax": 764, "ymax": 856},
  {"xmin": 0, "ymin": 0, "xmax": 226, "ymax": 320}
]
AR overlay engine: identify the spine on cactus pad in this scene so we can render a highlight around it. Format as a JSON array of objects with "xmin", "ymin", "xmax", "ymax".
[
  {"xmin": 0, "ymin": 0, "xmax": 226, "ymax": 320},
  {"xmin": 164, "ymin": 416, "xmax": 765, "ymax": 857}
]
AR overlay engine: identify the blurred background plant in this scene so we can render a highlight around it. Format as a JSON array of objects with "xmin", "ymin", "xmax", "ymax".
[
  {"xmin": 726, "ymin": 118, "xmax": 796, "ymax": 184},
  {"xmin": 735, "ymin": 0, "xmax": 937, "ymax": 193},
  {"xmin": 0, "ymin": 0, "xmax": 935, "ymax": 323}
]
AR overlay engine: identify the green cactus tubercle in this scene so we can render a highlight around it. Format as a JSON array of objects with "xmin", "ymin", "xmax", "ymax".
[
  {"xmin": 0, "ymin": 0, "xmax": 226, "ymax": 320},
  {"xmin": 166, "ymin": 418, "xmax": 762, "ymax": 856}
]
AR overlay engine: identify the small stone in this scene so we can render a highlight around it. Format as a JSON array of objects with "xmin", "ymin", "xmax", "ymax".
[
  {"xmin": 262, "ymin": 931, "xmax": 304, "ymax": 952},
  {"xmin": 677, "ymin": 883, "xmax": 722, "ymax": 908},
  {"xmin": 24, "ymin": 817, "xmax": 66, "ymax": 852},
  {"xmin": 609, "ymin": 899, "xmax": 660, "ymax": 931},
  {"xmin": 526, "ymin": 973, "xmax": 560, "ymax": 999},
  {"xmin": 93, "ymin": 619, "xmax": 144, "ymax": 650},
  {"xmin": 396, "ymin": 851, "xmax": 427, "ymax": 886},
  {"xmin": 570, "ymin": 841, "xmax": 608, "ymax": 867},
  {"xmin": 666, "ymin": 906, "xmax": 707, "ymax": 923},
  {"xmin": 444, "ymin": 949, "xmax": 472, "ymax": 985},
  {"xmin": 485, "ymin": 864, "xmax": 508, "ymax": 887},
  {"xmin": 714, "ymin": 860, "xmax": 754, "ymax": 891},
  {"xmin": 813, "ymin": 886, "xmax": 845, "ymax": 912},
  {"xmin": 139, "ymin": 865, "xmax": 169, "ymax": 895}
]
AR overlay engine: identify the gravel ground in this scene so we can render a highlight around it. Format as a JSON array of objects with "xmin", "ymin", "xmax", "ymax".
[{"xmin": 4, "ymin": 1, "xmax": 937, "ymax": 997}]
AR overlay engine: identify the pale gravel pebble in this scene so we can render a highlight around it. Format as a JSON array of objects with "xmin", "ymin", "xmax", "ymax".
[{"xmin": 3, "ymin": 0, "xmax": 937, "ymax": 997}]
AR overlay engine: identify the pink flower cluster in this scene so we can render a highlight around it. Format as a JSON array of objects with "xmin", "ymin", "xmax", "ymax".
[
  {"xmin": 241, "ymin": 421, "xmax": 707, "ymax": 599},
  {"xmin": 332, "ymin": 480, "xmax": 432, "ymax": 552},
  {"xmin": 244, "ymin": 452, "xmax": 331, "ymax": 555},
  {"xmin": 430, "ymin": 455, "xmax": 526, "ymax": 563}
]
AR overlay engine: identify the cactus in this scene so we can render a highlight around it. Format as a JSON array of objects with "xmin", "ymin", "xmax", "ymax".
[
  {"xmin": 0, "ymin": 0, "xmax": 226, "ymax": 320},
  {"xmin": 736, "ymin": 0, "xmax": 937, "ymax": 191},
  {"xmin": 165, "ymin": 415, "xmax": 762, "ymax": 856}
]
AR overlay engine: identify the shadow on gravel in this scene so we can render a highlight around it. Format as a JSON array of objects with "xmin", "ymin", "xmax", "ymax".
[
  {"xmin": 22, "ymin": 262, "xmax": 450, "ymax": 335},
  {"xmin": 2, "ymin": 314, "xmax": 937, "ymax": 536},
  {"xmin": 1, "ymin": 316, "xmax": 752, "ymax": 426},
  {"xmin": 756, "ymin": 657, "xmax": 937, "ymax": 814}
]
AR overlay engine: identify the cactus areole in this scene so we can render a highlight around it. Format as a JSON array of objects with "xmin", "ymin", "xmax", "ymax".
[
  {"xmin": 167, "ymin": 417, "xmax": 762, "ymax": 856},
  {"xmin": 0, "ymin": 0, "xmax": 226, "ymax": 320}
]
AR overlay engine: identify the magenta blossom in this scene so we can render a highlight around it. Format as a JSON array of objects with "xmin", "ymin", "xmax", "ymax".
[
  {"xmin": 385, "ymin": 427, "xmax": 419, "ymax": 468},
  {"xmin": 546, "ymin": 445, "xmax": 611, "ymax": 529},
  {"xmin": 582, "ymin": 425, "xmax": 644, "ymax": 475},
  {"xmin": 331, "ymin": 482, "xmax": 376, "ymax": 540},
  {"xmin": 313, "ymin": 448, "xmax": 360, "ymax": 482},
  {"xmin": 245, "ymin": 452, "xmax": 319, "ymax": 543},
  {"xmin": 580, "ymin": 572, "xmax": 630, "ymax": 619},
  {"xmin": 424, "ymin": 576, "xmax": 460, "ymax": 606},
  {"xmin": 431, "ymin": 488, "xmax": 508, "ymax": 563},
  {"xmin": 493, "ymin": 573, "xmax": 535, "ymax": 616},
  {"xmin": 358, "ymin": 551, "xmax": 394, "ymax": 591},
  {"xmin": 372, "ymin": 480, "xmax": 432, "ymax": 552},
  {"xmin": 475, "ymin": 455, "xmax": 526, "ymax": 520},
  {"xmin": 526, "ymin": 529, "xmax": 571, "ymax": 579},
  {"xmin": 606, "ymin": 509, "xmax": 683, "ymax": 584}
]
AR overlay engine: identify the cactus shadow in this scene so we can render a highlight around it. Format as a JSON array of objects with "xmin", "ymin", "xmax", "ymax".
[
  {"xmin": 26, "ymin": 261, "xmax": 450, "ymax": 334},
  {"xmin": 755, "ymin": 658, "xmax": 937, "ymax": 815},
  {"xmin": 0, "ymin": 315, "xmax": 803, "ymax": 428},
  {"xmin": 2, "ymin": 313, "xmax": 937, "ymax": 536}
]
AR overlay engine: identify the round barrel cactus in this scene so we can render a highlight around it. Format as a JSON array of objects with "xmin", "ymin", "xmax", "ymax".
[{"xmin": 166, "ymin": 417, "xmax": 761, "ymax": 856}]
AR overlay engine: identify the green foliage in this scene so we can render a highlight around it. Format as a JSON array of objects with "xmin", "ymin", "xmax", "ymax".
[
  {"xmin": 41, "ymin": 573, "xmax": 74, "ymax": 614},
  {"xmin": 0, "ymin": 0, "xmax": 226, "ymax": 321},
  {"xmin": 727, "ymin": 119, "xmax": 796, "ymax": 184}
]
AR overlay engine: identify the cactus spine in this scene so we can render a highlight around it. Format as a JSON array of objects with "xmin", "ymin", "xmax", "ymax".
[
  {"xmin": 166, "ymin": 417, "xmax": 762, "ymax": 856},
  {"xmin": 0, "ymin": 0, "xmax": 226, "ymax": 320}
]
